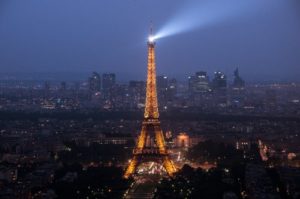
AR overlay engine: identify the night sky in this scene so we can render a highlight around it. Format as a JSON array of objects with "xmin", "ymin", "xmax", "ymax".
[{"xmin": 0, "ymin": 0, "xmax": 300, "ymax": 81}]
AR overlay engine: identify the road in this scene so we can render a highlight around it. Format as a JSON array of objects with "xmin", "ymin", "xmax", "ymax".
[{"xmin": 124, "ymin": 175, "xmax": 161, "ymax": 199}]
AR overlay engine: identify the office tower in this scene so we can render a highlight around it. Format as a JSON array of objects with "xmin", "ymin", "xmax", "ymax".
[
  {"xmin": 189, "ymin": 71, "xmax": 210, "ymax": 94},
  {"xmin": 88, "ymin": 72, "xmax": 101, "ymax": 92},
  {"xmin": 212, "ymin": 71, "xmax": 227, "ymax": 106},
  {"xmin": 233, "ymin": 68, "xmax": 245, "ymax": 89},
  {"xmin": 231, "ymin": 68, "xmax": 246, "ymax": 107},
  {"xmin": 102, "ymin": 73, "xmax": 116, "ymax": 91}
]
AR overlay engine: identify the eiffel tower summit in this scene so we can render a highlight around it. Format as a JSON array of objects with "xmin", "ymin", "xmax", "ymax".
[{"xmin": 124, "ymin": 27, "xmax": 177, "ymax": 179}]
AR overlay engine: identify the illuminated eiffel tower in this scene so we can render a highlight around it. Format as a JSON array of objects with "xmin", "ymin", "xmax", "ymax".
[{"xmin": 124, "ymin": 28, "xmax": 177, "ymax": 179}]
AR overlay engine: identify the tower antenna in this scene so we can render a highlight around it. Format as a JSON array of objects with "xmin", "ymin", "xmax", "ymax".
[{"xmin": 150, "ymin": 21, "xmax": 153, "ymax": 35}]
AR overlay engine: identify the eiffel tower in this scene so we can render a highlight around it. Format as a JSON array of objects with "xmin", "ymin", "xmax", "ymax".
[{"xmin": 124, "ymin": 28, "xmax": 177, "ymax": 179}]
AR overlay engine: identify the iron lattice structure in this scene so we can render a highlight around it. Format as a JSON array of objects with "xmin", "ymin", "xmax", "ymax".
[{"xmin": 124, "ymin": 33, "xmax": 177, "ymax": 179}]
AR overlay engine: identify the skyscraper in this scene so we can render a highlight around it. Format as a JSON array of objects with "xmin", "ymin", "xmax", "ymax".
[
  {"xmin": 233, "ymin": 68, "xmax": 245, "ymax": 89},
  {"xmin": 88, "ymin": 72, "xmax": 101, "ymax": 92},
  {"xmin": 231, "ymin": 68, "xmax": 246, "ymax": 107},
  {"xmin": 157, "ymin": 75, "xmax": 168, "ymax": 90},
  {"xmin": 129, "ymin": 81, "xmax": 145, "ymax": 108},
  {"xmin": 188, "ymin": 71, "xmax": 210, "ymax": 94},
  {"xmin": 157, "ymin": 75, "xmax": 168, "ymax": 106},
  {"xmin": 212, "ymin": 71, "xmax": 227, "ymax": 89},
  {"xmin": 167, "ymin": 78, "xmax": 177, "ymax": 101},
  {"xmin": 212, "ymin": 71, "xmax": 227, "ymax": 106},
  {"xmin": 102, "ymin": 73, "xmax": 116, "ymax": 91},
  {"xmin": 188, "ymin": 71, "xmax": 211, "ymax": 107},
  {"xmin": 156, "ymin": 76, "xmax": 178, "ymax": 105},
  {"xmin": 60, "ymin": 81, "xmax": 67, "ymax": 91}
]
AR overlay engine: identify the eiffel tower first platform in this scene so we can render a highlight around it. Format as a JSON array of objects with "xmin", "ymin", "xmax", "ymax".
[{"xmin": 124, "ymin": 28, "xmax": 177, "ymax": 179}]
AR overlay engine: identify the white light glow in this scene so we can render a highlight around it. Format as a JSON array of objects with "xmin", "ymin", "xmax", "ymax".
[{"xmin": 148, "ymin": 36, "xmax": 155, "ymax": 43}]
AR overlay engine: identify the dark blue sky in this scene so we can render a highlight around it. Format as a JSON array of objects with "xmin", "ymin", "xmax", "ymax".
[{"xmin": 0, "ymin": 0, "xmax": 299, "ymax": 81}]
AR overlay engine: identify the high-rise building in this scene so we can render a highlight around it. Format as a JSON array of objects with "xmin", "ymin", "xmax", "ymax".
[
  {"xmin": 129, "ymin": 81, "xmax": 145, "ymax": 108},
  {"xmin": 102, "ymin": 73, "xmax": 116, "ymax": 100},
  {"xmin": 188, "ymin": 71, "xmax": 210, "ymax": 94},
  {"xmin": 60, "ymin": 81, "xmax": 67, "ymax": 91},
  {"xmin": 212, "ymin": 71, "xmax": 227, "ymax": 89},
  {"xmin": 156, "ymin": 76, "xmax": 178, "ymax": 105},
  {"xmin": 231, "ymin": 68, "xmax": 245, "ymax": 107},
  {"xmin": 102, "ymin": 73, "xmax": 116, "ymax": 91},
  {"xmin": 167, "ymin": 78, "xmax": 177, "ymax": 101},
  {"xmin": 88, "ymin": 72, "xmax": 101, "ymax": 92},
  {"xmin": 157, "ymin": 75, "xmax": 168, "ymax": 106},
  {"xmin": 157, "ymin": 75, "xmax": 168, "ymax": 90},
  {"xmin": 232, "ymin": 68, "xmax": 245, "ymax": 89},
  {"xmin": 212, "ymin": 71, "xmax": 227, "ymax": 106},
  {"xmin": 44, "ymin": 81, "xmax": 50, "ymax": 91},
  {"xmin": 188, "ymin": 71, "xmax": 211, "ymax": 107}
]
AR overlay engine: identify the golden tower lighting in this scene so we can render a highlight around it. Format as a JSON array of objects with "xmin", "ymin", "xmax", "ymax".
[{"xmin": 124, "ymin": 27, "xmax": 177, "ymax": 179}]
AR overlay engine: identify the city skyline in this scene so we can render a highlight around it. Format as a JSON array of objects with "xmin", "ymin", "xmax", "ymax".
[
  {"xmin": 0, "ymin": 68, "xmax": 298, "ymax": 84},
  {"xmin": 1, "ymin": 1, "xmax": 300, "ymax": 198}
]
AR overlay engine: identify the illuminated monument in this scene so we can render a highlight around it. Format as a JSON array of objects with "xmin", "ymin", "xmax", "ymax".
[{"xmin": 124, "ymin": 28, "xmax": 176, "ymax": 179}]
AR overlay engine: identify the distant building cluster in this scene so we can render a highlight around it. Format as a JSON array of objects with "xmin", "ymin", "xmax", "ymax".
[{"xmin": 0, "ymin": 69, "xmax": 300, "ymax": 117}]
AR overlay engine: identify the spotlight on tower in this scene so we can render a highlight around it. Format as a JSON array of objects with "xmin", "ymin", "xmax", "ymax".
[{"xmin": 148, "ymin": 36, "xmax": 155, "ymax": 43}]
